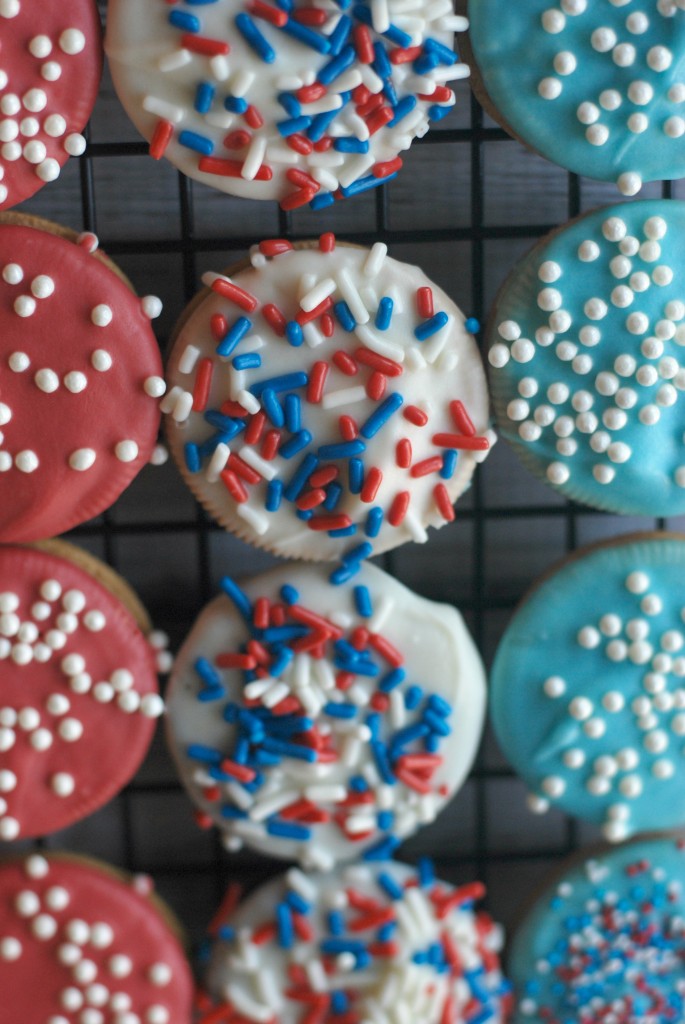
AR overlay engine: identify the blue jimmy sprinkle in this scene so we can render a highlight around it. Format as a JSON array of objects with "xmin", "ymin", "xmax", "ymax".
[
  {"xmin": 195, "ymin": 81, "xmax": 215, "ymax": 114},
  {"xmin": 279, "ymin": 18, "xmax": 331, "ymax": 53},
  {"xmin": 216, "ymin": 316, "xmax": 252, "ymax": 357},
  {"xmin": 235, "ymin": 13, "xmax": 276, "ymax": 62},
  {"xmin": 415, "ymin": 311, "xmax": 449, "ymax": 341},
  {"xmin": 169, "ymin": 10, "xmax": 200, "ymax": 31},
  {"xmin": 354, "ymin": 585, "xmax": 373, "ymax": 618},
  {"xmin": 375, "ymin": 296, "xmax": 394, "ymax": 331},
  {"xmin": 279, "ymin": 430, "xmax": 313, "ymax": 459},
  {"xmin": 178, "ymin": 130, "xmax": 214, "ymax": 156},
  {"xmin": 225, "ymin": 95, "xmax": 249, "ymax": 114},
  {"xmin": 284, "ymin": 394, "xmax": 301, "ymax": 433}
]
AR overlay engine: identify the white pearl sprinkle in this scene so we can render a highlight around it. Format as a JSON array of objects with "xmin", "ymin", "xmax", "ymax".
[
  {"xmin": 69, "ymin": 449, "xmax": 96, "ymax": 471},
  {"xmin": 91, "ymin": 304, "xmax": 113, "ymax": 327}
]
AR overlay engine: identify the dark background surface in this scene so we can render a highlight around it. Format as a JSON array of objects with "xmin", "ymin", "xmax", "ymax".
[{"xmin": 4, "ymin": 1, "xmax": 685, "ymax": 958}]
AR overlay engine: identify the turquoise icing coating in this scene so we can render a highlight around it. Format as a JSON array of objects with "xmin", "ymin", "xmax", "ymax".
[
  {"xmin": 491, "ymin": 534, "xmax": 685, "ymax": 842},
  {"xmin": 508, "ymin": 837, "xmax": 685, "ymax": 1023},
  {"xmin": 487, "ymin": 200, "xmax": 685, "ymax": 517},
  {"xmin": 468, "ymin": 0, "xmax": 685, "ymax": 195}
]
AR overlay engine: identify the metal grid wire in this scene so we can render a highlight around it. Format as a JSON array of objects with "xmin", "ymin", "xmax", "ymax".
[{"xmin": 8, "ymin": 4, "xmax": 685, "ymax": 954}]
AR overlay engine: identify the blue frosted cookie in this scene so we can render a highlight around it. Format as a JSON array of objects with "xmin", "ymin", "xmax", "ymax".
[
  {"xmin": 491, "ymin": 532, "xmax": 685, "ymax": 843},
  {"xmin": 467, "ymin": 0, "xmax": 685, "ymax": 196},
  {"xmin": 487, "ymin": 200, "xmax": 685, "ymax": 517},
  {"xmin": 509, "ymin": 836, "xmax": 685, "ymax": 1023}
]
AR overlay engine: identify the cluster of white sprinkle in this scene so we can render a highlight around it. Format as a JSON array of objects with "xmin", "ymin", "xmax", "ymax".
[
  {"xmin": 490, "ymin": 213, "xmax": 685, "ymax": 494},
  {"xmin": 0, "ymin": 854, "xmax": 174, "ymax": 1024},
  {"xmin": 0, "ymin": 7, "xmax": 89, "ymax": 205},
  {"xmin": 2, "ymin": 259, "xmax": 159, "ymax": 473},
  {"xmin": 537, "ymin": 0, "xmax": 685, "ymax": 194},
  {"xmin": 534, "ymin": 568, "xmax": 685, "ymax": 842},
  {"xmin": 0, "ymin": 576, "xmax": 164, "ymax": 840}
]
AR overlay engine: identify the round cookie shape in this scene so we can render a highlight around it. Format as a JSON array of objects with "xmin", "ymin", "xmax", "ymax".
[
  {"xmin": 0, "ymin": 0, "xmax": 103, "ymax": 210},
  {"xmin": 166, "ymin": 561, "xmax": 487, "ymax": 870},
  {"xmin": 201, "ymin": 860, "xmax": 512, "ymax": 1024},
  {"xmin": 0, "ymin": 542, "xmax": 164, "ymax": 841},
  {"xmin": 0, "ymin": 215, "xmax": 164, "ymax": 543},
  {"xmin": 491, "ymin": 532, "xmax": 685, "ymax": 844},
  {"xmin": 164, "ymin": 235, "xmax": 492, "ymax": 562},
  {"xmin": 467, "ymin": 0, "xmax": 685, "ymax": 196},
  {"xmin": 105, "ymin": 0, "xmax": 469, "ymax": 209},
  {"xmin": 487, "ymin": 200, "xmax": 685, "ymax": 517},
  {"xmin": 0, "ymin": 852, "xmax": 194, "ymax": 1024},
  {"xmin": 509, "ymin": 836, "xmax": 685, "ymax": 1023}
]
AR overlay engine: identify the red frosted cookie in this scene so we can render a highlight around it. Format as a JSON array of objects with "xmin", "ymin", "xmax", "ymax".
[
  {"xmin": 0, "ymin": 540, "xmax": 165, "ymax": 842},
  {"xmin": 0, "ymin": 214, "xmax": 165, "ymax": 543},
  {"xmin": 0, "ymin": 852, "xmax": 194, "ymax": 1024},
  {"xmin": 0, "ymin": 0, "xmax": 103, "ymax": 210}
]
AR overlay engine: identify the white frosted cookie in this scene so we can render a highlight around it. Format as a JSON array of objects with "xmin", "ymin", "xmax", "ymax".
[
  {"xmin": 105, "ymin": 0, "xmax": 469, "ymax": 207},
  {"xmin": 165, "ymin": 561, "xmax": 486, "ymax": 870},
  {"xmin": 164, "ymin": 235, "xmax": 492, "ymax": 562},
  {"xmin": 201, "ymin": 861, "xmax": 512, "ymax": 1024}
]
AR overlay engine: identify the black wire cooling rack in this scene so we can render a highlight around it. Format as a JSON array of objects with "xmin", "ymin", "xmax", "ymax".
[{"xmin": 8, "ymin": 3, "xmax": 685, "ymax": 956}]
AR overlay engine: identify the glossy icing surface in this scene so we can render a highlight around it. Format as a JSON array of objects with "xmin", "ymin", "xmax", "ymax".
[
  {"xmin": 165, "ymin": 237, "xmax": 492, "ymax": 562},
  {"xmin": 509, "ymin": 837, "xmax": 685, "ymax": 1023},
  {"xmin": 203, "ymin": 860, "xmax": 512, "ymax": 1024},
  {"xmin": 469, "ymin": 0, "xmax": 685, "ymax": 195},
  {"xmin": 0, "ymin": 0, "xmax": 103, "ymax": 210},
  {"xmin": 166, "ymin": 561, "xmax": 486, "ymax": 869},
  {"xmin": 105, "ymin": 0, "xmax": 468, "ymax": 207},
  {"xmin": 0, "ymin": 545, "xmax": 163, "ymax": 840},
  {"xmin": 487, "ymin": 201, "xmax": 685, "ymax": 516},
  {"xmin": 0, "ymin": 221, "xmax": 164, "ymax": 542},
  {"xmin": 492, "ymin": 534, "xmax": 685, "ymax": 842},
  {"xmin": 0, "ymin": 853, "xmax": 194, "ymax": 1024}
]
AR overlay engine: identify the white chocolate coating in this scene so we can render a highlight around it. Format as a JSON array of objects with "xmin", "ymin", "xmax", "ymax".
[
  {"xmin": 105, "ymin": 0, "xmax": 467, "ymax": 204},
  {"xmin": 166, "ymin": 561, "xmax": 486, "ymax": 869},
  {"xmin": 165, "ymin": 239, "xmax": 492, "ymax": 561}
]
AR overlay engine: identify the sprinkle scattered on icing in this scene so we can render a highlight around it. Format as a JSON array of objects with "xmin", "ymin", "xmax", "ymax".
[
  {"xmin": 469, "ymin": 0, "xmax": 685, "ymax": 193},
  {"xmin": 106, "ymin": 0, "xmax": 469, "ymax": 207},
  {"xmin": 489, "ymin": 201, "xmax": 685, "ymax": 516},
  {"xmin": 199, "ymin": 861, "xmax": 512, "ymax": 1024},
  {"xmin": 0, "ymin": 2, "xmax": 101, "ymax": 209},
  {"xmin": 170, "ymin": 563, "xmax": 485, "ymax": 868},
  {"xmin": 513, "ymin": 839, "xmax": 685, "ymax": 1023},
  {"xmin": 166, "ymin": 235, "xmax": 491, "ymax": 564},
  {"xmin": 0, "ymin": 854, "xmax": 191, "ymax": 1024}
]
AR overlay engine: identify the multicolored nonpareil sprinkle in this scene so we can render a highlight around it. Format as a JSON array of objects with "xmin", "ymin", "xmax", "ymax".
[
  {"xmin": 105, "ymin": 0, "xmax": 469, "ymax": 207},
  {"xmin": 509, "ymin": 838, "xmax": 685, "ymax": 1024},
  {"xmin": 164, "ymin": 235, "xmax": 492, "ymax": 564},
  {"xmin": 198, "ymin": 860, "xmax": 512, "ymax": 1024},
  {"xmin": 166, "ymin": 561, "xmax": 486, "ymax": 868}
]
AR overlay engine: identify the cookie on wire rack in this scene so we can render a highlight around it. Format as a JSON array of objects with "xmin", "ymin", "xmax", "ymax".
[
  {"xmin": 164, "ymin": 234, "xmax": 493, "ymax": 563},
  {"xmin": 463, "ymin": 0, "xmax": 685, "ymax": 197},
  {"xmin": 0, "ymin": 213, "xmax": 165, "ymax": 543},
  {"xmin": 491, "ymin": 532, "xmax": 685, "ymax": 844},
  {"xmin": 0, "ymin": 0, "xmax": 103, "ymax": 210},
  {"xmin": 0, "ymin": 539, "xmax": 165, "ymax": 842},
  {"xmin": 0, "ymin": 851, "xmax": 194, "ymax": 1024},
  {"xmin": 105, "ymin": 0, "xmax": 470, "ymax": 209},
  {"xmin": 487, "ymin": 200, "xmax": 685, "ymax": 516}
]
